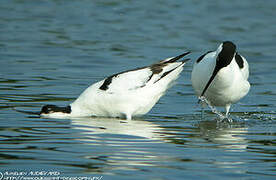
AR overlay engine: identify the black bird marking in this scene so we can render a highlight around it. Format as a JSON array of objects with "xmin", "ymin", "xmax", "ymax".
[
  {"xmin": 99, "ymin": 74, "xmax": 116, "ymax": 90},
  {"xmin": 162, "ymin": 51, "xmax": 191, "ymax": 63},
  {"xmin": 216, "ymin": 41, "xmax": 236, "ymax": 69},
  {"xmin": 200, "ymin": 41, "xmax": 236, "ymax": 97},
  {"xmin": 235, "ymin": 53, "xmax": 244, "ymax": 69},
  {"xmin": 154, "ymin": 64, "xmax": 181, "ymax": 83},
  {"xmin": 196, "ymin": 51, "xmax": 212, "ymax": 63},
  {"xmin": 99, "ymin": 52, "xmax": 190, "ymax": 91},
  {"xmin": 40, "ymin": 104, "xmax": 71, "ymax": 115}
]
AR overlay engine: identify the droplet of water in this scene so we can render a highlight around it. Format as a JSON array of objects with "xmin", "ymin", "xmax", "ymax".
[{"xmin": 199, "ymin": 96, "xmax": 232, "ymax": 122}]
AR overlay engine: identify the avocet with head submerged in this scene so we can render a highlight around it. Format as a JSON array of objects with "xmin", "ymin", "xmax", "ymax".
[
  {"xmin": 40, "ymin": 52, "xmax": 190, "ymax": 119},
  {"xmin": 191, "ymin": 41, "xmax": 250, "ymax": 116}
]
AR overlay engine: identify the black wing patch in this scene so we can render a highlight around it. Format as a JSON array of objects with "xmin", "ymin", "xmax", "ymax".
[
  {"xmin": 196, "ymin": 51, "xmax": 212, "ymax": 63},
  {"xmin": 235, "ymin": 53, "xmax": 244, "ymax": 69},
  {"xmin": 99, "ymin": 65, "xmax": 159, "ymax": 91},
  {"xmin": 99, "ymin": 74, "xmax": 117, "ymax": 90},
  {"xmin": 99, "ymin": 66, "xmax": 149, "ymax": 91},
  {"xmin": 154, "ymin": 68, "xmax": 176, "ymax": 83},
  {"xmin": 150, "ymin": 52, "xmax": 190, "ymax": 74}
]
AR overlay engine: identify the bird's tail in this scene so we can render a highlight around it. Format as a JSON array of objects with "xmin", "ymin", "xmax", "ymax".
[{"xmin": 160, "ymin": 51, "xmax": 190, "ymax": 64}]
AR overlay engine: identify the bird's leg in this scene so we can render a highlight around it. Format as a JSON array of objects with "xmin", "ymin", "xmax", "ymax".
[
  {"xmin": 125, "ymin": 113, "xmax": 132, "ymax": 120},
  {"xmin": 201, "ymin": 107, "xmax": 205, "ymax": 119},
  {"xmin": 198, "ymin": 96, "xmax": 207, "ymax": 119},
  {"xmin": 225, "ymin": 104, "xmax": 231, "ymax": 121}
]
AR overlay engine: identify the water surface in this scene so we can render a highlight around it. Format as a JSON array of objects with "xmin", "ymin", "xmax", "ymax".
[{"xmin": 1, "ymin": 0, "xmax": 276, "ymax": 179}]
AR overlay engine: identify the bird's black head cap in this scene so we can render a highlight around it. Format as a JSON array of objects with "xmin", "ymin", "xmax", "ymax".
[
  {"xmin": 40, "ymin": 104, "xmax": 71, "ymax": 115},
  {"xmin": 200, "ymin": 41, "xmax": 237, "ymax": 97},
  {"xmin": 216, "ymin": 41, "xmax": 236, "ymax": 69}
]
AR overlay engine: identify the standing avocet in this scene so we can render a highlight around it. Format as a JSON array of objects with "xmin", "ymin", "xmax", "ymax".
[
  {"xmin": 40, "ymin": 52, "xmax": 190, "ymax": 119},
  {"xmin": 191, "ymin": 41, "xmax": 250, "ymax": 116}
]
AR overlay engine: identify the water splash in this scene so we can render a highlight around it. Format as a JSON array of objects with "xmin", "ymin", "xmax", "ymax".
[{"xmin": 198, "ymin": 96, "xmax": 232, "ymax": 122}]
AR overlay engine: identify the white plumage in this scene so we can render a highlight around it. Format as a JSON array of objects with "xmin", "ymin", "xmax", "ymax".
[
  {"xmin": 40, "ymin": 52, "xmax": 190, "ymax": 119},
  {"xmin": 191, "ymin": 41, "xmax": 250, "ymax": 116}
]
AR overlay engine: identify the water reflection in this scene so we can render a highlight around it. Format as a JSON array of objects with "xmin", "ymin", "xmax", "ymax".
[
  {"xmin": 197, "ymin": 119, "xmax": 248, "ymax": 151},
  {"xmin": 70, "ymin": 117, "xmax": 166, "ymax": 169},
  {"xmin": 70, "ymin": 115, "xmax": 251, "ymax": 170},
  {"xmin": 71, "ymin": 117, "xmax": 163, "ymax": 140},
  {"xmin": 71, "ymin": 116, "xmax": 250, "ymax": 153}
]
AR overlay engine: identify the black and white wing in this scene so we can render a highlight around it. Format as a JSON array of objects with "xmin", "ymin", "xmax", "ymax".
[{"xmin": 99, "ymin": 52, "xmax": 190, "ymax": 93}]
